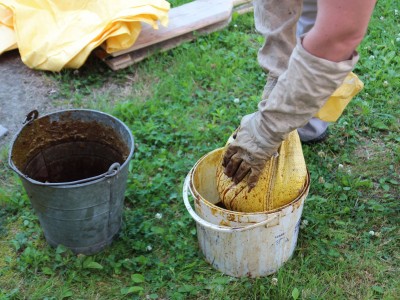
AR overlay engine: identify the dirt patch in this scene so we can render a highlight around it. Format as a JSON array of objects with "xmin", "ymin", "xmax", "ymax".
[
  {"xmin": 352, "ymin": 136, "xmax": 393, "ymax": 177},
  {"xmin": 0, "ymin": 50, "xmax": 61, "ymax": 151}
]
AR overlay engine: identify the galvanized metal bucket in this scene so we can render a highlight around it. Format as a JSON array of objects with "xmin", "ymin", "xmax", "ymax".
[
  {"xmin": 9, "ymin": 109, "xmax": 134, "ymax": 255},
  {"xmin": 183, "ymin": 148, "xmax": 310, "ymax": 277}
]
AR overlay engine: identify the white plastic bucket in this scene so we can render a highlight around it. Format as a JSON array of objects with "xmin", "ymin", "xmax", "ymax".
[{"xmin": 183, "ymin": 148, "xmax": 310, "ymax": 278}]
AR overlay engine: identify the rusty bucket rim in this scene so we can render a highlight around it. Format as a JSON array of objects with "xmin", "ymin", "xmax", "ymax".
[
  {"xmin": 8, "ymin": 109, "xmax": 134, "ymax": 188},
  {"xmin": 189, "ymin": 147, "xmax": 310, "ymax": 217}
]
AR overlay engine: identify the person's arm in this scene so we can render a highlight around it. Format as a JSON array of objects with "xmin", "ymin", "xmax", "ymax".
[
  {"xmin": 304, "ymin": 0, "xmax": 376, "ymax": 62},
  {"xmin": 223, "ymin": 0, "xmax": 376, "ymax": 188}
]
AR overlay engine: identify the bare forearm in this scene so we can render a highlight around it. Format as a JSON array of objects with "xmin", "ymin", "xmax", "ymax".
[{"xmin": 303, "ymin": 0, "xmax": 376, "ymax": 62}]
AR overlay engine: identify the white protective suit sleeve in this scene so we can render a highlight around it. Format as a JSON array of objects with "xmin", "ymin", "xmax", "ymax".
[{"xmin": 223, "ymin": 38, "xmax": 358, "ymax": 187}]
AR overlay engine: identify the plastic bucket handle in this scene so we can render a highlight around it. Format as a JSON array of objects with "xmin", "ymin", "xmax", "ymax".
[{"xmin": 183, "ymin": 170, "xmax": 280, "ymax": 233}]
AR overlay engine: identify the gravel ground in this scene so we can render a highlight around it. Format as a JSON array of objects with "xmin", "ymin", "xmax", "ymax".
[{"xmin": 0, "ymin": 50, "xmax": 59, "ymax": 151}]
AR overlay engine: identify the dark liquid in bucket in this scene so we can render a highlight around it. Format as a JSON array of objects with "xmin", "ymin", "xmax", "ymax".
[
  {"xmin": 11, "ymin": 117, "xmax": 129, "ymax": 184},
  {"xmin": 24, "ymin": 141, "xmax": 125, "ymax": 183},
  {"xmin": 215, "ymin": 201, "xmax": 228, "ymax": 209}
]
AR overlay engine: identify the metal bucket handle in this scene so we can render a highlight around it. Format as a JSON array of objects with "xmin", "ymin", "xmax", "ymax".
[
  {"xmin": 183, "ymin": 170, "xmax": 279, "ymax": 233},
  {"xmin": 23, "ymin": 110, "xmax": 39, "ymax": 124},
  {"xmin": 8, "ymin": 159, "xmax": 122, "ymax": 186}
]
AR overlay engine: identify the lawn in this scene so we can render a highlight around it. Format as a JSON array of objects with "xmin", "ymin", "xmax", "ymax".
[{"xmin": 0, "ymin": 1, "xmax": 399, "ymax": 299}]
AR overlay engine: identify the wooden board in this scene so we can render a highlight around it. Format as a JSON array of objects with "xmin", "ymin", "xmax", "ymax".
[
  {"xmin": 233, "ymin": 1, "xmax": 253, "ymax": 15},
  {"xmin": 95, "ymin": 18, "xmax": 230, "ymax": 70},
  {"xmin": 96, "ymin": 0, "xmax": 253, "ymax": 70},
  {"xmin": 108, "ymin": 0, "xmax": 233, "ymax": 57}
]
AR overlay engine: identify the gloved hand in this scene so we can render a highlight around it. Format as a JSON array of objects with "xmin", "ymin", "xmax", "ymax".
[
  {"xmin": 222, "ymin": 113, "xmax": 279, "ymax": 189},
  {"xmin": 222, "ymin": 38, "xmax": 358, "ymax": 188}
]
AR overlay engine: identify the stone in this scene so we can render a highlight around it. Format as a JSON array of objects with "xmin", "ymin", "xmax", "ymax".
[{"xmin": 0, "ymin": 125, "xmax": 8, "ymax": 140}]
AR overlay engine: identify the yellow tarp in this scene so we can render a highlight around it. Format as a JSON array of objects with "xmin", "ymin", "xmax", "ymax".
[
  {"xmin": 0, "ymin": 0, "xmax": 169, "ymax": 71},
  {"xmin": 0, "ymin": 4, "xmax": 16, "ymax": 52}
]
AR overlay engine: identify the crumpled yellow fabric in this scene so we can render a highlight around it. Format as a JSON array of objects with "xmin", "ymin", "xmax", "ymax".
[
  {"xmin": 216, "ymin": 130, "xmax": 308, "ymax": 213},
  {"xmin": 0, "ymin": 0, "xmax": 169, "ymax": 71},
  {"xmin": 315, "ymin": 72, "xmax": 364, "ymax": 122},
  {"xmin": 0, "ymin": 4, "xmax": 16, "ymax": 52}
]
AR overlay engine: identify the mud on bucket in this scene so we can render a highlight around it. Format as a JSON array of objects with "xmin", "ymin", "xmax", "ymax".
[
  {"xmin": 183, "ymin": 148, "xmax": 310, "ymax": 278},
  {"xmin": 8, "ymin": 109, "xmax": 134, "ymax": 255}
]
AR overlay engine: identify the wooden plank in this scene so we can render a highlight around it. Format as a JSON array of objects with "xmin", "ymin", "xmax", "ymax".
[
  {"xmin": 234, "ymin": 2, "xmax": 253, "ymax": 15},
  {"xmin": 95, "ymin": 0, "xmax": 254, "ymax": 70},
  {"xmin": 107, "ymin": 0, "xmax": 233, "ymax": 57},
  {"xmin": 233, "ymin": 0, "xmax": 252, "ymax": 6},
  {"xmin": 96, "ymin": 18, "xmax": 230, "ymax": 71}
]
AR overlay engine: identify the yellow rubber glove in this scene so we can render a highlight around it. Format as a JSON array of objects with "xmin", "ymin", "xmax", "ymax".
[{"xmin": 315, "ymin": 72, "xmax": 364, "ymax": 122}]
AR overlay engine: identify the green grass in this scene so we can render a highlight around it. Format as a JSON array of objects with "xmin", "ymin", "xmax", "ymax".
[{"xmin": 1, "ymin": 1, "xmax": 399, "ymax": 299}]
